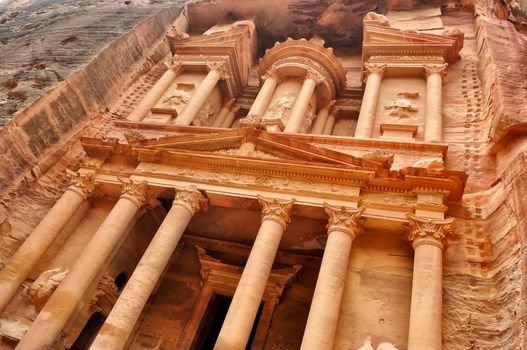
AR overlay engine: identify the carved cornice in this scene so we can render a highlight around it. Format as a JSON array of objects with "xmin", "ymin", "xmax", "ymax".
[
  {"xmin": 257, "ymin": 195, "xmax": 295, "ymax": 230},
  {"xmin": 173, "ymin": 188, "xmax": 208, "ymax": 214},
  {"xmin": 406, "ymin": 213, "xmax": 454, "ymax": 250},
  {"xmin": 323, "ymin": 203, "xmax": 364, "ymax": 239},
  {"xmin": 68, "ymin": 172, "xmax": 96, "ymax": 200},
  {"xmin": 207, "ymin": 61, "xmax": 230, "ymax": 80},
  {"xmin": 364, "ymin": 62, "xmax": 387, "ymax": 78},
  {"xmin": 119, "ymin": 179, "xmax": 148, "ymax": 208},
  {"xmin": 424, "ymin": 63, "xmax": 448, "ymax": 78},
  {"xmin": 164, "ymin": 56, "xmax": 184, "ymax": 75}
]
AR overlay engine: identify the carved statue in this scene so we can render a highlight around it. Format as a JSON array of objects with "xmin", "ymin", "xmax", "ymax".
[
  {"xmin": 267, "ymin": 92, "xmax": 296, "ymax": 124},
  {"xmin": 193, "ymin": 102, "xmax": 216, "ymax": 126},
  {"xmin": 162, "ymin": 83, "xmax": 194, "ymax": 109},
  {"xmin": 384, "ymin": 98, "xmax": 418, "ymax": 120},
  {"xmin": 412, "ymin": 157, "xmax": 445, "ymax": 171},
  {"xmin": 29, "ymin": 268, "xmax": 68, "ymax": 310}
]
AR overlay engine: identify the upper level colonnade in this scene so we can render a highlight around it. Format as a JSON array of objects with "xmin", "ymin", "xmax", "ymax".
[{"xmin": 123, "ymin": 13, "xmax": 463, "ymax": 143}]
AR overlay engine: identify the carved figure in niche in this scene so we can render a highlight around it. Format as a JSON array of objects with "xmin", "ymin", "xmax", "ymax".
[
  {"xmin": 193, "ymin": 102, "xmax": 216, "ymax": 126},
  {"xmin": 29, "ymin": 268, "xmax": 68, "ymax": 310},
  {"xmin": 412, "ymin": 157, "xmax": 445, "ymax": 171},
  {"xmin": 161, "ymin": 82, "xmax": 195, "ymax": 110},
  {"xmin": 384, "ymin": 98, "xmax": 418, "ymax": 120},
  {"xmin": 267, "ymin": 92, "xmax": 296, "ymax": 124},
  {"xmin": 357, "ymin": 336, "xmax": 399, "ymax": 350},
  {"xmin": 301, "ymin": 102, "xmax": 317, "ymax": 133}
]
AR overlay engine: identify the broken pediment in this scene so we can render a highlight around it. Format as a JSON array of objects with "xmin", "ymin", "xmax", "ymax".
[
  {"xmin": 362, "ymin": 11, "xmax": 464, "ymax": 64},
  {"xmin": 124, "ymin": 127, "xmax": 384, "ymax": 170}
]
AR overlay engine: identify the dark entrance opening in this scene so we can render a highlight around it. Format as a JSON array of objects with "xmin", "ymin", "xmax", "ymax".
[
  {"xmin": 193, "ymin": 294, "xmax": 264, "ymax": 350},
  {"xmin": 70, "ymin": 312, "xmax": 106, "ymax": 350}
]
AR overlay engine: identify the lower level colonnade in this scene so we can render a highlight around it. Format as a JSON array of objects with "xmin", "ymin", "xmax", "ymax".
[{"xmin": 6, "ymin": 179, "xmax": 454, "ymax": 350}]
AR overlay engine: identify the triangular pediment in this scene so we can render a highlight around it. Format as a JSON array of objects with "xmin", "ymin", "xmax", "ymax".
[
  {"xmin": 362, "ymin": 17, "xmax": 463, "ymax": 63},
  {"xmin": 124, "ymin": 127, "xmax": 386, "ymax": 170}
]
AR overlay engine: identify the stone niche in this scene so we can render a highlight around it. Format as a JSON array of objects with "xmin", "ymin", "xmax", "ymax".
[{"xmin": 373, "ymin": 77, "xmax": 426, "ymax": 140}]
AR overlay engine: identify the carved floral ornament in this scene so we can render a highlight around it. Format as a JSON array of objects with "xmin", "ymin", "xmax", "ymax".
[
  {"xmin": 164, "ymin": 55, "xmax": 184, "ymax": 74},
  {"xmin": 206, "ymin": 61, "xmax": 230, "ymax": 80},
  {"xmin": 364, "ymin": 62, "xmax": 387, "ymax": 78},
  {"xmin": 406, "ymin": 213, "xmax": 454, "ymax": 250},
  {"xmin": 424, "ymin": 63, "xmax": 448, "ymax": 78},
  {"xmin": 68, "ymin": 172, "xmax": 96, "ymax": 199},
  {"xmin": 172, "ymin": 188, "xmax": 209, "ymax": 214},
  {"xmin": 119, "ymin": 179, "xmax": 148, "ymax": 208},
  {"xmin": 257, "ymin": 195, "xmax": 296, "ymax": 230},
  {"xmin": 305, "ymin": 68, "xmax": 324, "ymax": 85},
  {"xmin": 323, "ymin": 203, "xmax": 365, "ymax": 240}
]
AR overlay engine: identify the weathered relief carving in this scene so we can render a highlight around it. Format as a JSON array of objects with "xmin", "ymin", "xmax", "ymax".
[
  {"xmin": 384, "ymin": 98, "xmax": 418, "ymax": 120},
  {"xmin": 161, "ymin": 83, "xmax": 194, "ymax": 109},
  {"xmin": 412, "ymin": 157, "xmax": 445, "ymax": 171},
  {"xmin": 29, "ymin": 268, "xmax": 68, "ymax": 310},
  {"xmin": 267, "ymin": 92, "xmax": 296, "ymax": 125},
  {"xmin": 357, "ymin": 336, "xmax": 399, "ymax": 350},
  {"xmin": 88, "ymin": 274, "xmax": 118, "ymax": 314},
  {"xmin": 193, "ymin": 102, "xmax": 216, "ymax": 126}
]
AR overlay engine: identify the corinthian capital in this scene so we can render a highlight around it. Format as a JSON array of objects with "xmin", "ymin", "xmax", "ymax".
[
  {"xmin": 164, "ymin": 56, "xmax": 184, "ymax": 74},
  {"xmin": 119, "ymin": 179, "xmax": 148, "ymax": 208},
  {"xmin": 207, "ymin": 61, "xmax": 230, "ymax": 80},
  {"xmin": 305, "ymin": 68, "xmax": 324, "ymax": 85},
  {"xmin": 68, "ymin": 172, "xmax": 96, "ymax": 199},
  {"xmin": 323, "ymin": 203, "xmax": 364, "ymax": 240},
  {"xmin": 364, "ymin": 62, "xmax": 387, "ymax": 78},
  {"xmin": 261, "ymin": 66, "xmax": 280, "ymax": 81},
  {"xmin": 406, "ymin": 213, "xmax": 454, "ymax": 250},
  {"xmin": 257, "ymin": 195, "xmax": 295, "ymax": 230},
  {"xmin": 173, "ymin": 188, "xmax": 208, "ymax": 215},
  {"xmin": 424, "ymin": 63, "xmax": 448, "ymax": 78}
]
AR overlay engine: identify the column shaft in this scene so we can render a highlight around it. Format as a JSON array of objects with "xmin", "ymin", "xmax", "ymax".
[
  {"xmin": 424, "ymin": 66, "xmax": 446, "ymax": 142},
  {"xmin": 175, "ymin": 65, "xmax": 224, "ymax": 126},
  {"xmin": 90, "ymin": 190, "xmax": 206, "ymax": 350},
  {"xmin": 221, "ymin": 106, "xmax": 239, "ymax": 128},
  {"xmin": 301, "ymin": 231, "xmax": 352, "ymax": 349},
  {"xmin": 355, "ymin": 63, "xmax": 385, "ymax": 138},
  {"xmin": 0, "ymin": 176, "xmax": 94, "ymax": 313},
  {"xmin": 323, "ymin": 113, "xmax": 336, "ymax": 135},
  {"xmin": 406, "ymin": 213, "xmax": 453, "ymax": 350},
  {"xmin": 407, "ymin": 244, "xmax": 443, "ymax": 350},
  {"xmin": 128, "ymin": 65, "xmax": 181, "ymax": 122},
  {"xmin": 16, "ymin": 182, "xmax": 146, "ymax": 350},
  {"xmin": 311, "ymin": 105, "xmax": 331, "ymax": 134},
  {"xmin": 247, "ymin": 73, "xmax": 278, "ymax": 118},
  {"xmin": 212, "ymin": 100, "xmax": 233, "ymax": 127},
  {"xmin": 301, "ymin": 204, "xmax": 363, "ymax": 350},
  {"xmin": 214, "ymin": 196, "xmax": 294, "ymax": 350},
  {"xmin": 284, "ymin": 74, "xmax": 319, "ymax": 133}
]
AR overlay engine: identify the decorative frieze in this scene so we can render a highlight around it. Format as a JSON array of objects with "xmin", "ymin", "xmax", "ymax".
[
  {"xmin": 406, "ymin": 213, "xmax": 454, "ymax": 250},
  {"xmin": 323, "ymin": 204, "xmax": 364, "ymax": 239},
  {"xmin": 257, "ymin": 195, "xmax": 295, "ymax": 229}
]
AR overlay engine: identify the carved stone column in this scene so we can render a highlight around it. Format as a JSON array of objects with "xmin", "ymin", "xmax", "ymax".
[
  {"xmin": 424, "ymin": 64, "xmax": 447, "ymax": 143},
  {"xmin": 128, "ymin": 57, "xmax": 183, "ymax": 122},
  {"xmin": 284, "ymin": 69, "xmax": 323, "ymax": 133},
  {"xmin": 355, "ymin": 63, "xmax": 386, "ymax": 138},
  {"xmin": 247, "ymin": 66, "xmax": 280, "ymax": 119},
  {"xmin": 212, "ymin": 99, "xmax": 235, "ymax": 127},
  {"xmin": 16, "ymin": 181, "xmax": 148, "ymax": 350},
  {"xmin": 221, "ymin": 105, "xmax": 240, "ymax": 128},
  {"xmin": 301, "ymin": 205, "xmax": 364, "ymax": 350},
  {"xmin": 311, "ymin": 100, "xmax": 335, "ymax": 134},
  {"xmin": 90, "ymin": 189, "xmax": 207, "ymax": 350},
  {"xmin": 406, "ymin": 213, "xmax": 453, "ymax": 350},
  {"xmin": 214, "ymin": 196, "xmax": 295, "ymax": 350},
  {"xmin": 323, "ymin": 106, "xmax": 338, "ymax": 135},
  {"xmin": 175, "ymin": 61, "xmax": 229, "ymax": 126},
  {"xmin": 0, "ymin": 174, "xmax": 95, "ymax": 313}
]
